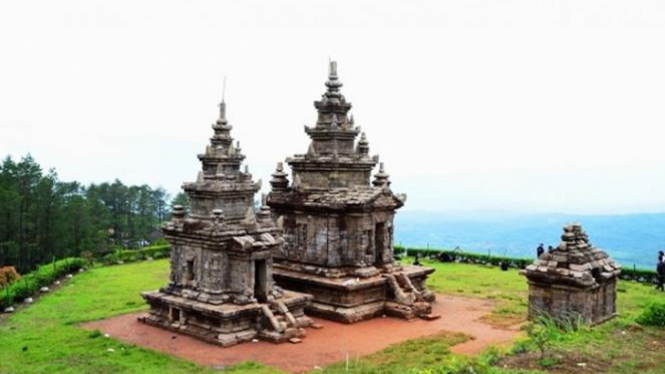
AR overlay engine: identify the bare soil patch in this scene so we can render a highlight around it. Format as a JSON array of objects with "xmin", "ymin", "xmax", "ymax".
[{"xmin": 82, "ymin": 294, "xmax": 522, "ymax": 373}]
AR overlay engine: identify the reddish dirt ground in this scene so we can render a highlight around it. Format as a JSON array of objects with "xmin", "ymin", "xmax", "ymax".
[{"xmin": 82, "ymin": 294, "xmax": 521, "ymax": 373}]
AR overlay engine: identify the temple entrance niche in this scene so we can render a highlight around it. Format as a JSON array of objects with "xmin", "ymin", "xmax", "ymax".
[
  {"xmin": 375, "ymin": 222, "xmax": 385, "ymax": 265},
  {"xmin": 170, "ymin": 307, "xmax": 180, "ymax": 322},
  {"xmin": 254, "ymin": 260, "xmax": 268, "ymax": 302},
  {"xmin": 185, "ymin": 259, "xmax": 195, "ymax": 282}
]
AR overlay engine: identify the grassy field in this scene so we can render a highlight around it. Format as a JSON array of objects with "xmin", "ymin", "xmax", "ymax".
[
  {"xmin": 418, "ymin": 259, "xmax": 529, "ymax": 328},
  {"xmin": 0, "ymin": 258, "xmax": 663, "ymax": 374}
]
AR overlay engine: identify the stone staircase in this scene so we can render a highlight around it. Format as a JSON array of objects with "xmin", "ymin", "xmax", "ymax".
[
  {"xmin": 384, "ymin": 273, "xmax": 439, "ymax": 320},
  {"xmin": 258, "ymin": 301, "xmax": 308, "ymax": 343}
]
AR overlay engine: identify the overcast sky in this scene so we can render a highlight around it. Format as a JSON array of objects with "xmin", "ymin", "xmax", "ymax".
[{"xmin": 1, "ymin": 1, "xmax": 665, "ymax": 215}]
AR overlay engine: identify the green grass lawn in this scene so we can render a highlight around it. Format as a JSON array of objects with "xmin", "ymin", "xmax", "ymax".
[
  {"xmin": 0, "ymin": 260, "xmax": 221, "ymax": 374},
  {"xmin": 414, "ymin": 258, "xmax": 529, "ymax": 327},
  {"xmin": 1, "ymin": 258, "xmax": 663, "ymax": 374}
]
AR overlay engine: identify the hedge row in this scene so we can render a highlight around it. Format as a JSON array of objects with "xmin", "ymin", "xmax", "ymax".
[
  {"xmin": 100, "ymin": 244, "xmax": 171, "ymax": 265},
  {"xmin": 0, "ymin": 257, "xmax": 86, "ymax": 309},
  {"xmin": 618, "ymin": 268, "xmax": 660, "ymax": 284},
  {"xmin": 394, "ymin": 245, "xmax": 660, "ymax": 284},
  {"xmin": 394, "ymin": 246, "xmax": 533, "ymax": 269}
]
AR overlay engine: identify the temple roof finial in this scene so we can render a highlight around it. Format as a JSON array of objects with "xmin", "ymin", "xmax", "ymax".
[
  {"xmin": 329, "ymin": 60, "xmax": 337, "ymax": 79},
  {"xmin": 372, "ymin": 162, "xmax": 391, "ymax": 187},
  {"xmin": 357, "ymin": 132, "xmax": 369, "ymax": 155},
  {"xmin": 270, "ymin": 162, "xmax": 289, "ymax": 192},
  {"xmin": 325, "ymin": 60, "xmax": 343, "ymax": 94},
  {"xmin": 218, "ymin": 76, "xmax": 227, "ymax": 121}
]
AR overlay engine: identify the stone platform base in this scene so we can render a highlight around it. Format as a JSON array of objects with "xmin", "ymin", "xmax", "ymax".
[
  {"xmin": 527, "ymin": 278, "xmax": 617, "ymax": 325},
  {"xmin": 273, "ymin": 264, "xmax": 436, "ymax": 324},
  {"xmin": 139, "ymin": 290, "xmax": 313, "ymax": 347}
]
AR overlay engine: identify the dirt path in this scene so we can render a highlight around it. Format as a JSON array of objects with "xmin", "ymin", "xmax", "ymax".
[{"xmin": 82, "ymin": 294, "xmax": 521, "ymax": 373}]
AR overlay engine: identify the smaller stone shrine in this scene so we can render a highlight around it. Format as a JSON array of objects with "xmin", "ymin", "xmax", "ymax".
[
  {"xmin": 140, "ymin": 100, "xmax": 312, "ymax": 347},
  {"xmin": 521, "ymin": 223, "xmax": 621, "ymax": 325}
]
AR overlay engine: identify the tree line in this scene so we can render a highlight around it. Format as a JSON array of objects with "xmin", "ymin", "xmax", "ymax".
[{"xmin": 0, "ymin": 154, "xmax": 176, "ymax": 273}]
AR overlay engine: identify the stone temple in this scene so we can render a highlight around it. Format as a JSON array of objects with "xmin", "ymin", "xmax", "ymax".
[
  {"xmin": 140, "ymin": 100, "xmax": 312, "ymax": 346},
  {"xmin": 521, "ymin": 223, "xmax": 621, "ymax": 325},
  {"xmin": 267, "ymin": 61, "xmax": 436, "ymax": 323}
]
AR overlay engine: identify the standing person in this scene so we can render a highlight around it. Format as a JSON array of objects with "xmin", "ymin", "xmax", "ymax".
[
  {"xmin": 657, "ymin": 252, "xmax": 665, "ymax": 292},
  {"xmin": 536, "ymin": 243, "xmax": 545, "ymax": 258}
]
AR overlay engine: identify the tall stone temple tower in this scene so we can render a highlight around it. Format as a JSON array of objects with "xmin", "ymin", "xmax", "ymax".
[
  {"xmin": 140, "ymin": 100, "xmax": 312, "ymax": 346},
  {"xmin": 522, "ymin": 223, "xmax": 621, "ymax": 325},
  {"xmin": 267, "ymin": 61, "xmax": 437, "ymax": 323}
]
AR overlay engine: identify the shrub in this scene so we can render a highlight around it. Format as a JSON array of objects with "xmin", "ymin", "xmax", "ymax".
[
  {"xmin": 101, "ymin": 244, "xmax": 171, "ymax": 266},
  {"xmin": 0, "ymin": 257, "xmax": 85, "ymax": 309},
  {"xmin": 80, "ymin": 250, "xmax": 95, "ymax": 267},
  {"xmin": 525, "ymin": 322, "xmax": 551, "ymax": 358},
  {"xmin": 0, "ymin": 266, "xmax": 21, "ymax": 289},
  {"xmin": 636, "ymin": 302, "xmax": 665, "ymax": 327}
]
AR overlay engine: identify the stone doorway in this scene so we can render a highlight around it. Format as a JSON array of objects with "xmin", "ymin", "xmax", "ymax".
[
  {"xmin": 185, "ymin": 259, "xmax": 195, "ymax": 282},
  {"xmin": 254, "ymin": 260, "xmax": 268, "ymax": 302},
  {"xmin": 375, "ymin": 223, "xmax": 385, "ymax": 264},
  {"xmin": 170, "ymin": 307, "xmax": 181, "ymax": 322}
]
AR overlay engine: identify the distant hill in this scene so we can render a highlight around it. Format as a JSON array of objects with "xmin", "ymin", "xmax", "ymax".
[{"xmin": 394, "ymin": 211, "xmax": 665, "ymax": 270}]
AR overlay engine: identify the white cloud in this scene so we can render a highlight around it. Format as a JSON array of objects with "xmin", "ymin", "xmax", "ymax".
[{"xmin": 1, "ymin": 0, "xmax": 664, "ymax": 214}]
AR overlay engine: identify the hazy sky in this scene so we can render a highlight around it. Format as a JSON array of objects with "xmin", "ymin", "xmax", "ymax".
[{"xmin": 2, "ymin": 1, "xmax": 665, "ymax": 214}]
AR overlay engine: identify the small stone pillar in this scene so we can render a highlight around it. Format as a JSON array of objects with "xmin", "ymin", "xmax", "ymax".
[{"xmin": 521, "ymin": 223, "xmax": 621, "ymax": 325}]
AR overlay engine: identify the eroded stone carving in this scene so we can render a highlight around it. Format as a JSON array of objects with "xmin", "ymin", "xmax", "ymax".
[
  {"xmin": 267, "ymin": 61, "xmax": 437, "ymax": 323},
  {"xmin": 521, "ymin": 223, "xmax": 621, "ymax": 325},
  {"xmin": 139, "ymin": 100, "xmax": 312, "ymax": 346}
]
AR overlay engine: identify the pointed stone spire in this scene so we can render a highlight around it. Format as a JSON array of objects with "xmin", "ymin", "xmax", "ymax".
[
  {"xmin": 257, "ymin": 193, "xmax": 272, "ymax": 224},
  {"xmin": 307, "ymin": 143, "xmax": 317, "ymax": 157},
  {"xmin": 241, "ymin": 206, "xmax": 257, "ymax": 228},
  {"xmin": 326, "ymin": 60, "xmax": 342, "ymax": 93},
  {"xmin": 216, "ymin": 97, "xmax": 228, "ymax": 127},
  {"xmin": 357, "ymin": 132, "xmax": 369, "ymax": 155},
  {"xmin": 372, "ymin": 162, "xmax": 391, "ymax": 187},
  {"xmin": 275, "ymin": 215, "xmax": 284, "ymax": 230},
  {"xmin": 293, "ymin": 174, "xmax": 303, "ymax": 190},
  {"xmin": 217, "ymin": 77, "xmax": 228, "ymax": 124},
  {"xmin": 270, "ymin": 162, "xmax": 289, "ymax": 191},
  {"xmin": 219, "ymin": 101, "xmax": 227, "ymax": 121}
]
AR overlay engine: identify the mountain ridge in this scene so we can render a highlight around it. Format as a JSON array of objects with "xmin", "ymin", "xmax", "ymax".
[{"xmin": 394, "ymin": 210, "xmax": 665, "ymax": 270}]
